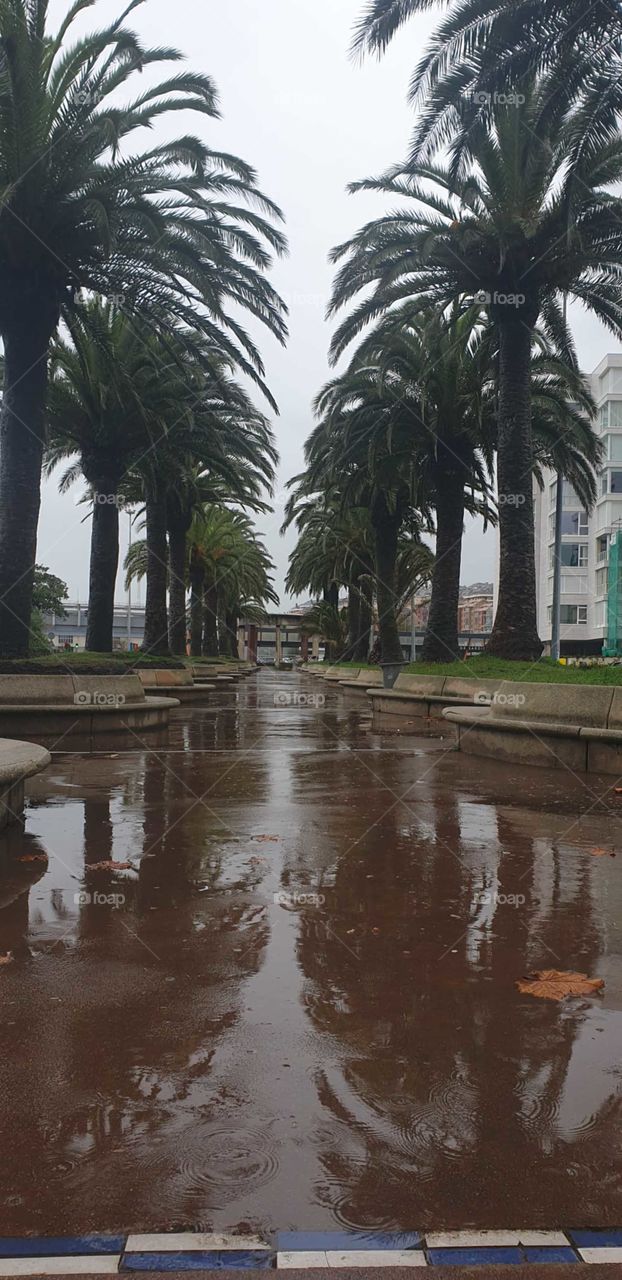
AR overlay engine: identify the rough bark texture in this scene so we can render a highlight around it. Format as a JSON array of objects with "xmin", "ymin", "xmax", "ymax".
[
  {"xmin": 372, "ymin": 493, "xmax": 404, "ymax": 664},
  {"xmin": 421, "ymin": 468, "xmax": 465, "ymax": 662},
  {"xmin": 343, "ymin": 570, "xmax": 361, "ymax": 662},
  {"xmin": 85, "ymin": 473, "xmax": 120, "ymax": 653},
  {"xmin": 203, "ymin": 583, "xmax": 219, "ymax": 657},
  {"xmin": 143, "ymin": 486, "xmax": 170, "ymax": 656},
  {"xmin": 225, "ymin": 609, "xmax": 239, "ymax": 658},
  {"xmin": 0, "ymin": 299, "xmax": 58, "ymax": 657},
  {"xmin": 487, "ymin": 318, "xmax": 543, "ymax": 660},
  {"xmin": 167, "ymin": 521, "xmax": 188, "ymax": 656},
  {"xmin": 189, "ymin": 563, "xmax": 204, "ymax": 657}
]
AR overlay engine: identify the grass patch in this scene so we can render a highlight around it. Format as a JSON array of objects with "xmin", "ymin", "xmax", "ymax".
[
  {"xmin": 404, "ymin": 656, "xmax": 622, "ymax": 684},
  {"xmin": 0, "ymin": 651, "xmax": 185, "ymax": 675}
]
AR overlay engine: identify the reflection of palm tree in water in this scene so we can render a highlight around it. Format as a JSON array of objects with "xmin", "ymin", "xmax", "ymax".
[
  {"xmin": 292, "ymin": 787, "xmax": 616, "ymax": 1227},
  {"xmin": 0, "ymin": 829, "xmax": 49, "ymax": 959},
  {"xmin": 1, "ymin": 761, "xmax": 274, "ymax": 1235}
]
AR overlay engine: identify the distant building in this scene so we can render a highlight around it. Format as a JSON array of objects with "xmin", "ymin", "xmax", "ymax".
[
  {"xmin": 534, "ymin": 352, "xmax": 622, "ymax": 654},
  {"xmin": 458, "ymin": 584, "xmax": 494, "ymax": 635},
  {"xmin": 43, "ymin": 603, "xmax": 144, "ymax": 651}
]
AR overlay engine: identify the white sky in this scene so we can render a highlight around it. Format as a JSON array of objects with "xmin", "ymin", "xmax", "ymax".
[{"xmin": 39, "ymin": 0, "xmax": 620, "ymax": 607}]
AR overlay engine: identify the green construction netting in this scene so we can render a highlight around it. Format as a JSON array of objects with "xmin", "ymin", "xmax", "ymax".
[{"xmin": 604, "ymin": 531, "xmax": 622, "ymax": 655}]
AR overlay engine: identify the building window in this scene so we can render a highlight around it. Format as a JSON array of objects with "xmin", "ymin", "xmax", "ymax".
[
  {"xmin": 559, "ymin": 543, "xmax": 588, "ymax": 567},
  {"xmin": 597, "ymin": 534, "xmax": 609, "ymax": 562},
  {"xmin": 599, "ymin": 403, "xmax": 609, "ymax": 428},
  {"xmin": 558, "ymin": 605, "xmax": 579, "ymax": 624},
  {"xmin": 607, "ymin": 433, "xmax": 622, "ymax": 461},
  {"xmin": 610, "ymin": 402, "xmax": 622, "ymax": 427},
  {"xmin": 562, "ymin": 480, "xmax": 581, "ymax": 505},
  {"xmin": 561, "ymin": 510, "xmax": 589, "ymax": 535},
  {"xmin": 578, "ymin": 606, "xmax": 588, "ymax": 624},
  {"xmin": 596, "ymin": 566, "xmax": 609, "ymax": 596},
  {"xmin": 601, "ymin": 468, "xmax": 622, "ymax": 493}
]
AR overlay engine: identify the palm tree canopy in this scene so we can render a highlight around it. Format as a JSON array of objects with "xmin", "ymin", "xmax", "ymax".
[
  {"xmin": 45, "ymin": 300, "xmax": 278, "ymax": 508},
  {"xmin": 329, "ymin": 84, "xmax": 622, "ymax": 361},
  {"xmin": 0, "ymin": 0, "xmax": 287, "ymax": 383}
]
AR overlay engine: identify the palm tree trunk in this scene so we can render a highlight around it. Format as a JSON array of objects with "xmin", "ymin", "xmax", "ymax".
[
  {"xmin": 225, "ymin": 609, "xmax": 239, "ymax": 658},
  {"xmin": 85, "ymin": 477, "xmax": 120, "ymax": 653},
  {"xmin": 189, "ymin": 562, "xmax": 204, "ymax": 657},
  {"xmin": 203, "ymin": 583, "xmax": 218, "ymax": 656},
  {"xmin": 421, "ymin": 470, "xmax": 465, "ymax": 662},
  {"xmin": 143, "ymin": 483, "xmax": 170, "ymax": 656},
  {"xmin": 487, "ymin": 319, "xmax": 542, "ymax": 660},
  {"xmin": 167, "ymin": 521, "xmax": 188, "ymax": 656},
  {"xmin": 372, "ymin": 493, "xmax": 403, "ymax": 664},
  {"xmin": 0, "ymin": 307, "xmax": 57, "ymax": 657},
  {"xmin": 323, "ymin": 582, "xmax": 339, "ymax": 662},
  {"xmin": 343, "ymin": 569, "xmax": 361, "ymax": 661}
]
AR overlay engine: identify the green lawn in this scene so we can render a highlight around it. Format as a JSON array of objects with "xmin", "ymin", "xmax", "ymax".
[
  {"xmin": 312, "ymin": 656, "xmax": 622, "ymax": 684},
  {"xmin": 404, "ymin": 656, "xmax": 622, "ymax": 685},
  {"xmin": 0, "ymin": 651, "xmax": 185, "ymax": 674}
]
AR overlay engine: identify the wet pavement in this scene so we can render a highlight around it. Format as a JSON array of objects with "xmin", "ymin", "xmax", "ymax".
[{"xmin": 0, "ymin": 668, "xmax": 621, "ymax": 1236}]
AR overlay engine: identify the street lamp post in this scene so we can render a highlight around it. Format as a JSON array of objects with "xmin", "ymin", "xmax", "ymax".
[{"xmin": 550, "ymin": 295, "xmax": 568, "ymax": 663}]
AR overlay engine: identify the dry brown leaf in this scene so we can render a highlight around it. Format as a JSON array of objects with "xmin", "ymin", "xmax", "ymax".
[
  {"xmin": 0, "ymin": 953, "xmax": 13, "ymax": 966},
  {"xmin": 615, "ymin": 788, "xmax": 622, "ymax": 794},
  {"xmin": 517, "ymin": 969, "xmax": 605, "ymax": 1001},
  {"xmin": 86, "ymin": 860, "xmax": 132, "ymax": 873},
  {"xmin": 590, "ymin": 847, "xmax": 616, "ymax": 858},
  {"xmin": 254, "ymin": 835, "xmax": 279, "ymax": 843},
  {"xmin": 15, "ymin": 853, "xmax": 47, "ymax": 863}
]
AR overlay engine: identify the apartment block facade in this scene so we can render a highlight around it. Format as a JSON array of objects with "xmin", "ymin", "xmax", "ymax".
[{"xmin": 534, "ymin": 353, "xmax": 622, "ymax": 652}]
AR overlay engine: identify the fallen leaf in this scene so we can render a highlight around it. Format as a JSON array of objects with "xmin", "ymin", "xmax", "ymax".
[
  {"xmin": 590, "ymin": 847, "xmax": 616, "ymax": 858},
  {"xmin": 0, "ymin": 953, "xmax": 13, "ymax": 966},
  {"xmin": 254, "ymin": 835, "xmax": 279, "ymax": 843},
  {"xmin": 15, "ymin": 853, "xmax": 47, "ymax": 863},
  {"xmin": 615, "ymin": 788, "xmax": 622, "ymax": 794},
  {"xmin": 86, "ymin": 860, "xmax": 132, "ymax": 872},
  {"xmin": 517, "ymin": 969, "xmax": 605, "ymax": 1001}
]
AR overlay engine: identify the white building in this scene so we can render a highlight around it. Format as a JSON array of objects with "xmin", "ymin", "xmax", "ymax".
[{"xmin": 534, "ymin": 353, "xmax": 622, "ymax": 653}]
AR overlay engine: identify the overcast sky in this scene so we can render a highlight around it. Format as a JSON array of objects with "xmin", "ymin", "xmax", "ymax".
[{"xmin": 40, "ymin": 0, "xmax": 620, "ymax": 608}]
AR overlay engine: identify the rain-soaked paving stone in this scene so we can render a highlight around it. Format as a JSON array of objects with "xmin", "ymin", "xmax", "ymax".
[{"xmin": 0, "ymin": 669, "xmax": 621, "ymax": 1236}]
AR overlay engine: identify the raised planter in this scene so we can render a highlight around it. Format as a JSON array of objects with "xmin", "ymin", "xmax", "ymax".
[
  {"xmin": 338, "ymin": 669, "xmax": 383, "ymax": 698},
  {"xmin": 0, "ymin": 674, "xmax": 179, "ymax": 741},
  {"xmin": 0, "ymin": 737, "xmax": 51, "ymax": 828},
  {"xmin": 137, "ymin": 669, "xmax": 215, "ymax": 701},
  {"xmin": 443, "ymin": 680, "xmax": 622, "ymax": 774},
  {"xmin": 369, "ymin": 674, "xmax": 502, "ymax": 730}
]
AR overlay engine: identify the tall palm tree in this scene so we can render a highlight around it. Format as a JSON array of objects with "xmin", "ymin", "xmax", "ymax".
[
  {"xmin": 47, "ymin": 303, "xmax": 277, "ymax": 653},
  {"xmin": 128, "ymin": 507, "xmax": 277, "ymax": 658},
  {"xmin": 353, "ymin": 0, "xmax": 622, "ymax": 164},
  {"xmin": 349, "ymin": 305, "xmax": 600, "ymax": 660},
  {"xmin": 329, "ymin": 84, "xmax": 622, "ymax": 657},
  {"xmin": 300, "ymin": 375, "xmax": 435, "ymax": 664},
  {"xmin": 283, "ymin": 497, "xmax": 375, "ymax": 661},
  {"xmin": 0, "ymin": 0, "xmax": 287, "ymax": 657}
]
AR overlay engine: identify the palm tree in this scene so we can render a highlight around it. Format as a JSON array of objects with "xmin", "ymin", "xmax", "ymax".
[
  {"xmin": 47, "ymin": 303, "xmax": 277, "ymax": 654},
  {"xmin": 329, "ymin": 84, "xmax": 622, "ymax": 657},
  {"xmin": 127, "ymin": 506, "xmax": 278, "ymax": 659},
  {"xmin": 347, "ymin": 305, "xmax": 495, "ymax": 660},
  {"xmin": 283, "ymin": 498, "xmax": 375, "ymax": 661},
  {"xmin": 299, "ymin": 375, "xmax": 434, "ymax": 664},
  {"xmin": 348, "ymin": 304, "xmax": 600, "ymax": 660},
  {"xmin": 0, "ymin": 0, "xmax": 287, "ymax": 657},
  {"xmin": 353, "ymin": 0, "xmax": 622, "ymax": 163}
]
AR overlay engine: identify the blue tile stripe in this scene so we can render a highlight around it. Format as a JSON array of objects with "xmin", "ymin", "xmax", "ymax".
[{"xmin": 0, "ymin": 1230, "xmax": 620, "ymax": 1268}]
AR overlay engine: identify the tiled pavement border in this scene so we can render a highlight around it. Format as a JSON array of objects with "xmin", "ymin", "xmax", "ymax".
[{"xmin": 2, "ymin": 1232, "xmax": 622, "ymax": 1271}]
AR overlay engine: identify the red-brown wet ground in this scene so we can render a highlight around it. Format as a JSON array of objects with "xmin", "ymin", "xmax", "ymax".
[{"xmin": 0, "ymin": 668, "xmax": 622, "ymax": 1236}]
